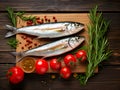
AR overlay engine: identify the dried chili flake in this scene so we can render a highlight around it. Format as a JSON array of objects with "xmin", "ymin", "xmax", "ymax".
[
  {"xmin": 26, "ymin": 39, "xmax": 30, "ymax": 43},
  {"xmin": 48, "ymin": 19, "xmax": 50, "ymax": 22},
  {"xmin": 34, "ymin": 43, "xmax": 37, "ymax": 46},
  {"xmin": 44, "ymin": 16, "xmax": 47, "ymax": 19},
  {"xmin": 26, "ymin": 20, "xmax": 33, "ymax": 26},
  {"xmin": 25, "ymin": 44, "xmax": 27, "ymax": 47},
  {"xmin": 41, "ymin": 19, "xmax": 44, "ymax": 22},
  {"xmin": 45, "ymin": 18, "xmax": 48, "ymax": 22},
  {"xmin": 19, "ymin": 42, "xmax": 22, "ymax": 44},
  {"xmin": 37, "ymin": 20, "xmax": 42, "ymax": 24},
  {"xmin": 53, "ymin": 16, "xmax": 56, "ymax": 20},
  {"xmin": 28, "ymin": 46, "xmax": 32, "ymax": 49},
  {"xmin": 54, "ymin": 19, "xmax": 57, "ymax": 22},
  {"xmin": 27, "ymin": 20, "xmax": 33, "ymax": 24},
  {"xmin": 36, "ymin": 16, "xmax": 40, "ymax": 20},
  {"xmin": 21, "ymin": 46, "xmax": 24, "ymax": 50}
]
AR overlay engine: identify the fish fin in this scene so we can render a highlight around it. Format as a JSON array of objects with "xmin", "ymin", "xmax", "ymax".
[
  {"xmin": 10, "ymin": 51, "xmax": 25, "ymax": 63},
  {"xmin": 5, "ymin": 25, "xmax": 17, "ymax": 38}
]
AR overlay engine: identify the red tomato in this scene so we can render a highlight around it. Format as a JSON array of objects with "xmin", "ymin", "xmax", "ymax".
[
  {"xmin": 35, "ymin": 59, "xmax": 48, "ymax": 75},
  {"xmin": 6, "ymin": 66, "xmax": 24, "ymax": 84},
  {"xmin": 64, "ymin": 54, "xmax": 76, "ymax": 67},
  {"xmin": 60, "ymin": 66, "xmax": 71, "ymax": 79},
  {"xmin": 76, "ymin": 50, "xmax": 87, "ymax": 62},
  {"xmin": 50, "ymin": 58, "xmax": 61, "ymax": 71}
]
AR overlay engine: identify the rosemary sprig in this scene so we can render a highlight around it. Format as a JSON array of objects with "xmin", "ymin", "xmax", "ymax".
[
  {"xmin": 7, "ymin": 37, "xmax": 18, "ymax": 49},
  {"xmin": 6, "ymin": 7, "xmax": 36, "ymax": 26},
  {"xmin": 16, "ymin": 12, "xmax": 36, "ymax": 23},
  {"xmin": 78, "ymin": 6, "xmax": 111, "ymax": 85},
  {"xmin": 6, "ymin": 7, "xmax": 36, "ymax": 48},
  {"xmin": 6, "ymin": 7, "xmax": 16, "ymax": 27}
]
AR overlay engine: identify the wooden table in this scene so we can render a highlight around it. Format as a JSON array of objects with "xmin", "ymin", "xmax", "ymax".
[{"xmin": 0, "ymin": 0, "xmax": 120, "ymax": 90}]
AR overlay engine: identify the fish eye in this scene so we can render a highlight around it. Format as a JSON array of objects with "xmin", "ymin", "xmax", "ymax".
[
  {"xmin": 78, "ymin": 36, "xmax": 80, "ymax": 39},
  {"xmin": 75, "ymin": 23, "xmax": 79, "ymax": 26}
]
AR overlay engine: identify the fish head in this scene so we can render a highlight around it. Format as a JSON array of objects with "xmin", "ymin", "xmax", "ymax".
[
  {"xmin": 67, "ymin": 22, "xmax": 84, "ymax": 34},
  {"xmin": 68, "ymin": 36, "xmax": 85, "ymax": 48}
]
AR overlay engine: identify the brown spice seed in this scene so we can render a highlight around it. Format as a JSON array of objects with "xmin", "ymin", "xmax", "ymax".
[
  {"xmin": 34, "ymin": 43, "xmax": 37, "ymax": 46},
  {"xmin": 21, "ymin": 47, "xmax": 24, "ymax": 49}
]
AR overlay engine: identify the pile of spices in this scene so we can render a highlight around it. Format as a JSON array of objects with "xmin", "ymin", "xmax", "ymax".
[{"xmin": 21, "ymin": 57, "xmax": 36, "ymax": 73}]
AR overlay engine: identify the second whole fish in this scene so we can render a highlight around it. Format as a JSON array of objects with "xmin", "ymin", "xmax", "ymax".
[
  {"xmin": 15, "ymin": 36, "xmax": 85, "ymax": 62},
  {"xmin": 5, "ymin": 22, "xmax": 84, "ymax": 38}
]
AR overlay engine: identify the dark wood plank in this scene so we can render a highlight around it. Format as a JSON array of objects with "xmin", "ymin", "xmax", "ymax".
[
  {"xmin": 0, "ymin": 64, "xmax": 120, "ymax": 90},
  {"xmin": 0, "ymin": 0, "xmax": 120, "ymax": 12},
  {"xmin": 50, "ymin": 83, "xmax": 120, "ymax": 90},
  {"xmin": 0, "ymin": 52, "xmax": 15, "ymax": 63}
]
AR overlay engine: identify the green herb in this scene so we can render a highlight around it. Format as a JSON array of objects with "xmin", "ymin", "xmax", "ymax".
[
  {"xmin": 6, "ymin": 7, "xmax": 16, "ymax": 27},
  {"xmin": 78, "ymin": 6, "xmax": 111, "ymax": 85},
  {"xmin": 7, "ymin": 37, "xmax": 18, "ymax": 49},
  {"xmin": 76, "ymin": 74, "xmax": 86, "ymax": 85},
  {"xmin": 6, "ymin": 7, "xmax": 36, "ymax": 48},
  {"xmin": 6, "ymin": 7, "xmax": 36, "ymax": 26},
  {"xmin": 16, "ymin": 11, "xmax": 36, "ymax": 23}
]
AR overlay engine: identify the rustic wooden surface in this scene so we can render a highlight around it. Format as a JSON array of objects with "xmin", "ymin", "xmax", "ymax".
[{"xmin": 0, "ymin": 0, "xmax": 120, "ymax": 90}]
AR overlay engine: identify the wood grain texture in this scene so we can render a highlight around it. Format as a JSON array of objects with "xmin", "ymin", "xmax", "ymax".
[
  {"xmin": 0, "ymin": 0, "xmax": 120, "ymax": 90},
  {"xmin": 0, "ymin": 65, "xmax": 120, "ymax": 90},
  {"xmin": 0, "ymin": 0, "xmax": 120, "ymax": 12}
]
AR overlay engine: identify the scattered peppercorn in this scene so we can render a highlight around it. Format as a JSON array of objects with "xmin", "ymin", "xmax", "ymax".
[
  {"xmin": 36, "ymin": 16, "xmax": 40, "ymax": 20},
  {"xmin": 54, "ymin": 19, "xmax": 57, "ymax": 22},
  {"xmin": 73, "ymin": 73, "xmax": 78, "ymax": 78},
  {"xmin": 48, "ymin": 19, "xmax": 50, "ymax": 22},
  {"xmin": 44, "ymin": 16, "xmax": 47, "ymax": 19},
  {"xmin": 51, "ymin": 74, "xmax": 56, "ymax": 79},
  {"xmin": 26, "ymin": 20, "xmax": 33, "ymax": 26},
  {"xmin": 21, "ymin": 46, "xmax": 24, "ymax": 50},
  {"xmin": 53, "ymin": 16, "xmax": 56, "ymax": 20},
  {"xmin": 34, "ymin": 43, "xmax": 37, "ymax": 46},
  {"xmin": 28, "ymin": 46, "xmax": 32, "ymax": 49}
]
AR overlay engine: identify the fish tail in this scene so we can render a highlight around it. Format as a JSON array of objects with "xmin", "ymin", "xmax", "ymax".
[
  {"xmin": 10, "ymin": 51, "xmax": 25, "ymax": 63},
  {"xmin": 5, "ymin": 25, "xmax": 17, "ymax": 38}
]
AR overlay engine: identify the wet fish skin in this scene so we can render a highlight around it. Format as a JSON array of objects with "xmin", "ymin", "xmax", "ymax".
[
  {"xmin": 5, "ymin": 22, "xmax": 84, "ymax": 38},
  {"xmin": 16, "ymin": 36, "xmax": 85, "ymax": 62}
]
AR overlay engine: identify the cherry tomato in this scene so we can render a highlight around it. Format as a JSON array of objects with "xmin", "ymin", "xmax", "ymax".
[
  {"xmin": 64, "ymin": 54, "xmax": 76, "ymax": 67},
  {"xmin": 60, "ymin": 66, "xmax": 71, "ymax": 79},
  {"xmin": 6, "ymin": 66, "xmax": 24, "ymax": 84},
  {"xmin": 76, "ymin": 50, "xmax": 87, "ymax": 62},
  {"xmin": 35, "ymin": 59, "xmax": 48, "ymax": 75},
  {"xmin": 50, "ymin": 58, "xmax": 61, "ymax": 71}
]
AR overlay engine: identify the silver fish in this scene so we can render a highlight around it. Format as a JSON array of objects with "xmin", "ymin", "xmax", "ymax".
[
  {"xmin": 5, "ymin": 22, "xmax": 84, "ymax": 38},
  {"xmin": 15, "ymin": 36, "xmax": 85, "ymax": 62}
]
